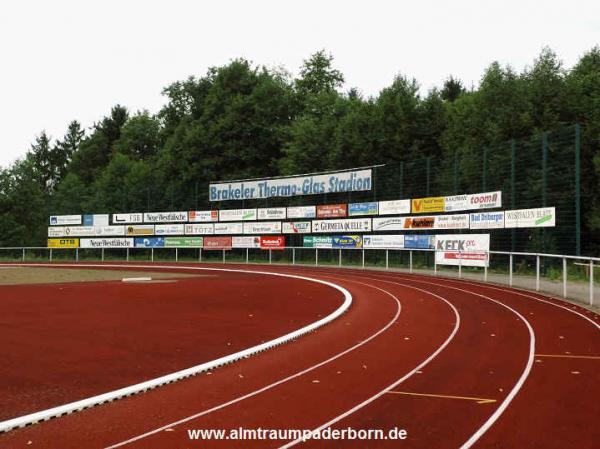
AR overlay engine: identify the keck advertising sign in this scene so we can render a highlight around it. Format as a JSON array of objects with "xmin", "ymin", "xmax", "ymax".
[{"xmin": 434, "ymin": 234, "xmax": 490, "ymax": 268}]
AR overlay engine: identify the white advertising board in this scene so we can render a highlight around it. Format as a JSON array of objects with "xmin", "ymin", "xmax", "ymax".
[
  {"xmin": 50, "ymin": 215, "xmax": 81, "ymax": 226},
  {"xmin": 80, "ymin": 238, "xmax": 134, "ymax": 248},
  {"xmin": 287, "ymin": 205, "xmax": 316, "ymax": 219},
  {"xmin": 219, "ymin": 209, "xmax": 257, "ymax": 222},
  {"xmin": 282, "ymin": 221, "xmax": 311, "ymax": 234},
  {"xmin": 48, "ymin": 227, "xmax": 65, "ymax": 237},
  {"xmin": 444, "ymin": 191, "xmax": 502, "ymax": 212},
  {"xmin": 312, "ymin": 219, "xmax": 371, "ymax": 233},
  {"xmin": 154, "ymin": 224, "xmax": 185, "ymax": 235},
  {"xmin": 470, "ymin": 212, "xmax": 505, "ymax": 229},
  {"xmin": 363, "ymin": 235, "xmax": 405, "ymax": 249},
  {"xmin": 214, "ymin": 222, "xmax": 243, "ymax": 235},
  {"xmin": 434, "ymin": 234, "xmax": 490, "ymax": 267},
  {"xmin": 83, "ymin": 214, "xmax": 110, "ymax": 226},
  {"xmin": 64, "ymin": 226, "xmax": 96, "ymax": 237},
  {"xmin": 188, "ymin": 210, "xmax": 219, "ymax": 222},
  {"xmin": 94, "ymin": 226, "xmax": 125, "ymax": 236},
  {"xmin": 504, "ymin": 207, "xmax": 555, "ymax": 228},
  {"xmin": 258, "ymin": 208, "xmax": 287, "ymax": 220},
  {"xmin": 185, "ymin": 224, "xmax": 215, "ymax": 235},
  {"xmin": 378, "ymin": 200, "xmax": 411, "ymax": 215},
  {"xmin": 232, "ymin": 236, "xmax": 261, "ymax": 248},
  {"xmin": 243, "ymin": 221, "xmax": 282, "ymax": 234},
  {"xmin": 144, "ymin": 211, "xmax": 188, "ymax": 223},
  {"xmin": 434, "ymin": 214, "xmax": 470, "ymax": 230},
  {"xmin": 112, "ymin": 213, "xmax": 143, "ymax": 224}
]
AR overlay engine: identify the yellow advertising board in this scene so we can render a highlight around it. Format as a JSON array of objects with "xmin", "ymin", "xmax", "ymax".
[
  {"xmin": 411, "ymin": 197, "xmax": 445, "ymax": 213},
  {"xmin": 47, "ymin": 238, "xmax": 79, "ymax": 248}
]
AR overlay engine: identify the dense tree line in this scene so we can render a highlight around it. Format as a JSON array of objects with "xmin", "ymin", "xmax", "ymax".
[{"xmin": 1, "ymin": 48, "xmax": 599, "ymax": 253}]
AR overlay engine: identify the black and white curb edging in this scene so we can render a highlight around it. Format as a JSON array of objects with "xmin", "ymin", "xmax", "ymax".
[{"xmin": 0, "ymin": 263, "xmax": 352, "ymax": 433}]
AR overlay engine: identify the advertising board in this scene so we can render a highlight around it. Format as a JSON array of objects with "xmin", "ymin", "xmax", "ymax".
[
  {"xmin": 64, "ymin": 226, "xmax": 96, "ymax": 237},
  {"xmin": 50, "ymin": 215, "xmax": 81, "ymax": 226},
  {"xmin": 434, "ymin": 234, "xmax": 490, "ymax": 267},
  {"xmin": 126, "ymin": 225, "xmax": 154, "ymax": 236},
  {"xmin": 287, "ymin": 205, "xmax": 316, "ymax": 219},
  {"xmin": 316, "ymin": 204, "xmax": 348, "ymax": 218},
  {"xmin": 243, "ymin": 222, "xmax": 282, "ymax": 234},
  {"xmin": 134, "ymin": 237, "xmax": 165, "ymax": 248},
  {"xmin": 303, "ymin": 236, "xmax": 333, "ymax": 248},
  {"xmin": 434, "ymin": 214, "xmax": 469, "ymax": 230},
  {"xmin": 348, "ymin": 202, "xmax": 378, "ymax": 216},
  {"xmin": 154, "ymin": 224, "xmax": 185, "ymax": 235},
  {"xmin": 214, "ymin": 222, "xmax": 243, "ymax": 235},
  {"xmin": 188, "ymin": 210, "xmax": 218, "ymax": 222},
  {"xmin": 48, "ymin": 227, "xmax": 65, "ymax": 237},
  {"xmin": 312, "ymin": 218, "xmax": 371, "ymax": 233},
  {"xmin": 332, "ymin": 235, "xmax": 362, "ymax": 249},
  {"xmin": 411, "ymin": 197, "xmax": 445, "ymax": 214},
  {"xmin": 257, "ymin": 208, "xmax": 287, "ymax": 220},
  {"xmin": 112, "ymin": 213, "xmax": 143, "ymax": 224},
  {"xmin": 404, "ymin": 235, "xmax": 434, "ymax": 249},
  {"xmin": 219, "ymin": 209, "xmax": 257, "ymax": 222},
  {"xmin": 83, "ymin": 214, "xmax": 109, "ymax": 226},
  {"xmin": 469, "ymin": 212, "xmax": 505, "ymax": 229},
  {"xmin": 203, "ymin": 236, "xmax": 232, "ymax": 250},
  {"xmin": 144, "ymin": 211, "xmax": 188, "ymax": 223},
  {"xmin": 47, "ymin": 238, "xmax": 79, "ymax": 248},
  {"xmin": 184, "ymin": 224, "xmax": 215, "ymax": 235},
  {"xmin": 164, "ymin": 237, "xmax": 203, "ymax": 248},
  {"xmin": 363, "ymin": 235, "xmax": 404, "ymax": 249},
  {"xmin": 444, "ymin": 191, "xmax": 502, "ymax": 212},
  {"xmin": 504, "ymin": 207, "xmax": 555, "ymax": 228},
  {"xmin": 79, "ymin": 238, "xmax": 133, "ymax": 248},
  {"xmin": 94, "ymin": 226, "xmax": 125, "ymax": 236},
  {"xmin": 232, "ymin": 236, "xmax": 261, "ymax": 248},
  {"xmin": 378, "ymin": 200, "xmax": 410, "ymax": 215},
  {"xmin": 260, "ymin": 236, "xmax": 286, "ymax": 250},
  {"xmin": 282, "ymin": 221, "xmax": 311, "ymax": 234}
]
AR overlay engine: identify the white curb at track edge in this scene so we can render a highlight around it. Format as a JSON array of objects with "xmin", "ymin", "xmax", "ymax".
[{"xmin": 0, "ymin": 263, "xmax": 353, "ymax": 433}]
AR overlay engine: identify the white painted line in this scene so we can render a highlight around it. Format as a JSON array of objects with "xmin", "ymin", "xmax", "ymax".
[
  {"xmin": 0, "ymin": 263, "xmax": 352, "ymax": 434},
  {"xmin": 122, "ymin": 277, "xmax": 152, "ymax": 282}
]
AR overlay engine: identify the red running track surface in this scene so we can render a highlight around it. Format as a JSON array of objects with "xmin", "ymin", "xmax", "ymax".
[{"xmin": 0, "ymin": 263, "xmax": 598, "ymax": 449}]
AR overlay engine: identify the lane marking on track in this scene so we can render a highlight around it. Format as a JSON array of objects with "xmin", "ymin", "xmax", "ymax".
[
  {"xmin": 278, "ymin": 280, "xmax": 461, "ymax": 449},
  {"xmin": 535, "ymin": 354, "xmax": 600, "ymax": 360},
  {"xmin": 386, "ymin": 391, "xmax": 497, "ymax": 405},
  {"xmin": 103, "ymin": 275, "xmax": 412, "ymax": 448}
]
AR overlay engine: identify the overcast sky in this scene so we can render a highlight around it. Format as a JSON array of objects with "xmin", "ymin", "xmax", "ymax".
[{"xmin": 1, "ymin": 0, "xmax": 598, "ymax": 168}]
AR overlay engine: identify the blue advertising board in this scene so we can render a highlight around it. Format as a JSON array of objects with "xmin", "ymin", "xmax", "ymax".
[
  {"xmin": 348, "ymin": 202, "xmax": 378, "ymax": 216},
  {"xmin": 404, "ymin": 234, "xmax": 434, "ymax": 249},
  {"xmin": 332, "ymin": 235, "xmax": 363, "ymax": 248},
  {"xmin": 83, "ymin": 215, "xmax": 93, "ymax": 226},
  {"xmin": 134, "ymin": 237, "xmax": 165, "ymax": 248}
]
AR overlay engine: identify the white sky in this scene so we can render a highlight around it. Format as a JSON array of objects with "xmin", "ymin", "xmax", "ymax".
[{"xmin": 1, "ymin": 0, "xmax": 598, "ymax": 168}]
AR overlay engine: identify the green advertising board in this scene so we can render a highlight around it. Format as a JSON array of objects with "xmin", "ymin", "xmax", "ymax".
[
  {"xmin": 303, "ymin": 236, "xmax": 333, "ymax": 248},
  {"xmin": 164, "ymin": 237, "xmax": 203, "ymax": 248}
]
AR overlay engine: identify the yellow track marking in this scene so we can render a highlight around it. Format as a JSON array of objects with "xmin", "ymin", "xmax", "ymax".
[
  {"xmin": 535, "ymin": 354, "xmax": 600, "ymax": 360},
  {"xmin": 386, "ymin": 391, "xmax": 496, "ymax": 404}
]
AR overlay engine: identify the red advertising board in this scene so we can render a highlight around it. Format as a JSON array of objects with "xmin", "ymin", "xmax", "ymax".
[
  {"xmin": 316, "ymin": 204, "xmax": 348, "ymax": 218},
  {"xmin": 260, "ymin": 236, "xmax": 286, "ymax": 250},
  {"xmin": 203, "ymin": 236, "xmax": 232, "ymax": 250}
]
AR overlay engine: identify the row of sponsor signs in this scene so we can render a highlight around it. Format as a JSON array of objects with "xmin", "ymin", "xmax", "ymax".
[
  {"xmin": 48, "ymin": 207, "xmax": 556, "ymax": 238},
  {"xmin": 49, "ymin": 190, "xmax": 504, "ymax": 226}
]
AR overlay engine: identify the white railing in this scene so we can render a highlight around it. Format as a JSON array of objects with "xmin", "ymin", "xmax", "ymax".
[{"xmin": 0, "ymin": 246, "xmax": 597, "ymax": 306}]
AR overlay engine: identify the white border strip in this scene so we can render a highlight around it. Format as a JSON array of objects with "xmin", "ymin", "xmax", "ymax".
[{"xmin": 0, "ymin": 263, "xmax": 352, "ymax": 433}]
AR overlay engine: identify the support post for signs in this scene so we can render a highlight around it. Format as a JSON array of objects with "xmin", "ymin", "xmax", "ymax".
[
  {"xmin": 315, "ymin": 249, "xmax": 318, "ymax": 267},
  {"xmin": 458, "ymin": 252, "xmax": 462, "ymax": 279},
  {"xmin": 76, "ymin": 248, "xmax": 79, "ymax": 263},
  {"xmin": 542, "ymin": 132, "xmax": 548, "ymax": 254},
  {"xmin": 269, "ymin": 249, "xmax": 272, "ymax": 264},
  {"xmin": 511, "ymin": 139, "xmax": 516, "ymax": 252},
  {"xmin": 22, "ymin": 248, "xmax": 25, "ymax": 262},
  {"xmin": 222, "ymin": 249, "xmax": 225, "ymax": 263},
  {"xmin": 386, "ymin": 250, "xmax": 389, "ymax": 270},
  {"xmin": 536, "ymin": 255, "xmax": 540, "ymax": 291},
  {"xmin": 151, "ymin": 248, "xmax": 154, "ymax": 262},
  {"xmin": 199, "ymin": 249, "xmax": 202, "ymax": 263},
  {"xmin": 49, "ymin": 249, "xmax": 52, "ymax": 262},
  {"xmin": 409, "ymin": 250, "xmax": 413, "ymax": 274},
  {"xmin": 362, "ymin": 248, "xmax": 365, "ymax": 269},
  {"xmin": 509, "ymin": 253, "xmax": 513, "ymax": 287},
  {"xmin": 339, "ymin": 249, "xmax": 342, "ymax": 267},
  {"xmin": 292, "ymin": 247, "xmax": 296, "ymax": 265},
  {"xmin": 484, "ymin": 253, "xmax": 488, "ymax": 282},
  {"xmin": 246, "ymin": 248, "xmax": 249, "ymax": 264},
  {"xmin": 101, "ymin": 248, "xmax": 105, "ymax": 262},
  {"xmin": 126, "ymin": 248, "xmax": 129, "ymax": 262},
  {"xmin": 575, "ymin": 124, "xmax": 581, "ymax": 256},
  {"xmin": 590, "ymin": 260, "xmax": 594, "ymax": 306},
  {"xmin": 434, "ymin": 252, "xmax": 437, "ymax": 276},
  {"xmin": 175, "ymin": 248, "xmax": 178, "ymax": 262},
  {"xmin": 563, "ymin": 257, "xmax": 567, "ymax": 299}
]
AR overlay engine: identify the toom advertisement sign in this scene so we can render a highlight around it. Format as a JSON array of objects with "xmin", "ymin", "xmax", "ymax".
[
  {"xmin": 83, "ymin": 214, "xmax": 109, "ymax": 226},
  {"xmin": 214, "ymin": 222, "xmax": 243, "ymax": 235},
  {"xmin": 332, "ymin": 235, "xmax": 362, "ymax": 249},
  {"xmin": 79, "ymin": 238, "xmax": 133, "ymax": 248},
  {"xmin": 470, "ymin": 212, "xmax": 505, "ymax": 229},
  {"xmin": 282, "ymin": 221, "xmax": 311, "ymax": 234},
  {"xmin": 260, "ymin": 236, "xmax": 286, "ymax": 250},
  {"xmin": 126, "ymin": 225, "xmax": 154, "ymax": 236},
  {"xmin": 312, "ymin": 218, "xmax": 371, "ymax": 233},
  {"xmin": 144, "ymin": 211, "xmax": 188, "ymax": 223},
  {"xmin": 50, "ymin": 215, "xmax": 81, "ymax": 226},
  {"xmin": 434, "ymin": 234, "xmax": 490, "ymax": 267},
  {"xmin": 94, "ymin": 226, "xmax": 125, "ymax": 236},
  {"xmin": 504, "ymin": 207, "xmax": 556, "ymax": 228},
  {"xmin": 203, "ymin": 236, "xmax": 232, "ymax": 250},
  {"xmin": 219, "ymin": 209, "xmax": 257, "ymax": 222},
  {"xmin": 434, "ymin": 214, "xmax": 469, "ymax": 230},
  {"xmin": 188, "ymin": 210, "xmax": 218, "ymax": 222},
  {"xmin": 232, "ymin": 236, "xmax": 261, "ymax": 248},
  {"xmin": 363, "ymin": 235, "xmax": 404, "ymax": 249},
  {"xmin": 154, "ymin": 224, "xmax": 185, "ymax": 235},
  {"xmin": 303, "ymin": 236, "xmax": 333, "ymax": 248},
  {"xmin": 316, "ymin": 204, "xmax": 348, "ymax": 218},
  {"xmin": 134, "ymin": 237, "xmax": 165, "ymax": 248},
  {"xmin": 258, "ymin": 208, "xmax": 287, "ymax": 220},
  {"xmin": 164, "ymin": 237, "xmax": 203, "ymax": 247},
  {"xmin": 348, "ymin": 202, "xmax": 378, "ymax": 216},
  {"xmin": 185, "ymin": 224, "xmax": 215, "ymax": 235},
  {"xmin": 404, "ymin": 235, "xmax": 434, "ymax": 249},
  {"xmin": 209, "ymin": 169, "xmax": 372, "ymax": 201},
  {"xmin": 47, "ymin": 238, "xmax": 79, "ymax": 248},
  {"xmin": 444, "ymin": 191, "xmax": 502, "ymax": 212},
  {"xmin": 411, "ymin": 197, "xmax": 444, "ymax": 214},
  {"xmin": 243, "ymin": 222, "xmax": 282, "ymax": 234},
  {"xmin": 113, "ymin": 213, "xmax": 143, "ymax": 224},
  {"xmin": 378, "ymin": 200, "xmax": 410, "ymax": 215},
  {"xmin": 287, "ymin": 205, "xmax": 316, "ymax": 219}
]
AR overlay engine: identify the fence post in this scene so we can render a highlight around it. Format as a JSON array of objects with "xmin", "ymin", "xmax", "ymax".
[
  {"xmin": 386, "ymin": 250, "xmax": 389, "ymax": 270},
  {"xmin": 199, "ymin": 248, "xmax": 202, "ymax": 263},
  {"xmin": 575, "ymin": 124, "xmax": 581, "ymax": 255},
  {"xmin": 151, "ymin": 248, "xmax": 154, "ymax": 262},
  {"xmin": 409, "ymin": 250, "xmax": 413, "ymax": 274},
  {"xmin": 484, "ymin": 252, "xmax": 488, "ymax": 282},
  {"xmin": 175, "ymin": 248, "xmax": 178, "ymax": 262},
  {"xmin": 292, "ymin": 247, "xmax": 295, "ymax": 265},
  {"xmin": 222, "ymin": 249, "xmax": 225, "ymax": 263},
  {"xmin": 339, "ymin": 249, "xmax": 342, "ymax": 267},
  {"xmin": 362, "ymin": 248, "xmax": 365, "ymax": 269},
  {"xmin": 269, "ymin": 249, "xmax": 272, "ymax": 264},
  {"xmin": 49, "ymin": 248, "xmax": 52, "ymax": 262},
  {"xmin": 536, "ymin": 255, "xmax": 540, "ymax": 291},
  {"xmin": 126, "ymin": 248, "xmax": 129, "ymax": 262},
  {"xmin": 562, "ymin": 257, "xmax": 567, "ymax": 298},
  {"xmin": 458, "ymin": 251, "xmax": 462, "ymax": 278},
  {"xmin": 22, "ymin": 248, "xmax": 25, "ymax": 262},
  {"xmin": 76, "ymin": 248, "xmax": 79, "ymax": 263},
  {"xmin": 509, "ymin": 253, "xmax": 513, "ymax": 287},
  {"xmin": 510, "ymin": 139, "xmax": 516, "ymax": 252},
  {"xmin": 101, "ymin": 248, "xmax": 105, "ymax": 262},
  {"xmin": 590, "ymin": 259, "xmax": 594, "ymax": 306},
  {"xmin": 434, "ymin": 251, "xmax": 437, "ymax": 276},
  {"xmin": 246, "ymin": 248, "xmax": 249, "ymax": 264},
  {"xmin": 315, "ymin": 248, "xmax": 318, "ymax": 267}
]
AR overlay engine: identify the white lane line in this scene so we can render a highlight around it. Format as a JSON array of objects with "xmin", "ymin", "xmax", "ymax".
[
  {"xmin": 103, "ymin": 276, "xmax": 407, "ymax": 448},
  {"xmin": 0, "ymin": 263, "xmax": 351, "ymax": 434},
  {"xmin": 278, "ymin": 281, "xmax": 461, "ymax": 449}
]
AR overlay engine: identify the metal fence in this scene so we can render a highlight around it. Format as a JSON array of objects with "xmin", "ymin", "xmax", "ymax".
[{"xmin": 1, "ymin": 247, "xmax": 597, "ymax": 307}]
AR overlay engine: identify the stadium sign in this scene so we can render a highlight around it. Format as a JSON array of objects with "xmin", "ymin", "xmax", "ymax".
[
  {"xmin": 214, "ymin": 222, "xmax": 243, "ymax": 235},
  {"xmin": 83, "ymin": 214, "xmax": 109, "ymax": 226},
  {"xmin": 219, "ymin": 209, "xmax": 257, "ymax": 222},
  {"xmin": 94, "ymin": 226, "xmax": 126, "ymax": 236},
  {"xmin": 287, "ymin": 205, "xmax": 316, "ymax": 219},
  {"xmin": 260, "ymin": 236, "xmax": 286, "ymax": 249},
  {"xmin": 79, "ymin": 238, "xmax": 133, "ymax": 248},
  {"xmin": 164, "ymin": 237, "xmax": 203, "ymax": 247},
  {"xmin": 348, "ymin": 202, "xmax": 378, "ymax": 216},
  {"xmin": 185, "ymin": 224, "xmax": 215, "ymax": 235},
  {"xmin": 50, "ymin": 215, "xmax": 81, "ymax": 226},
  {"xmin": 64, "ymin": 226, "xmax": 95, "ymax": 237},
  {"xmin": 243, "ymin": 222, "xmax": 282, "ymax": 234},
  {"xmin": 282, "ymin": 221, "xmax": 311, "ymax": 234},
  {"xmin": 48, "ymin": 227, "xmax": 65, "ymax": 237},
  {"xmin": 112, "ymin": 213, "xmax": 143, "ymax": 224},
  {"xmin": 47, "ymin": 238, "xmax": 79, "ymax": 248},
  {"xmin": 470, "ymin": 212, "xmax": 505, "ymax": 229},
  {"xmin": 204, "ymin": 236, "xmax": 232, "ymax": 250},
  {"xmin": 434, "ymin": 234, "xmax": 490, "ymax": 268},
  {"xmin": 404, "ymin": 235, "xmax": 434, "ymax": 249},
  {"xmin": 232, "ymin": 236, "xmax": 261, "ymax": 248},
  {"xmin": 258, "ymin": 207, "xmax": 287, "ymax": 220},
  {"xmin": 188, "ymin": 210, "xmax": 218, "ymax": 222},
  {"xmin": 363, "ymin": 235, "xmax": 404, "ymax": 249},
  {"xmin": 332, "ymin": 235, "xmax": 363, "ymax": 249},
  {"xmin": 209, "ymin": 169, "xmax": 372, "ymax": 201},
  {"xmin": 378, "ymin": 200, "xmax": 410, "ymax": 215},
  {"xmin": 504, "ymin": 207, "xmax": 555, "ymax": 228},
  {"xmin": 154, "ymin": 224, "xmax": 185, "ymax": 235},
  {"xmin": 303, "ymin": 236, "xmax": 333, "ymax": 248},
  {"xmin": 134, "ymin": 237, "xmax": 165, "ymax": 248},
  {"xmin": 144, "ymin": 211, "xmax": 188, "ymax": 223},
  {"xmin": 312, "ymin": 218, "xmax": 371, "ymax": 233},
  {"xmin": 126, "ymin": 225, "xmax": 154, "ymax": 236},
  {"xmin": 316, "ymin": 204, "xmax": 348, "ymax": 218}
]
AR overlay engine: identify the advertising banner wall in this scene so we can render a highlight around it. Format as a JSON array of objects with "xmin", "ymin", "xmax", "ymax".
[
  {"xmin": 50, "ymin": 215, "xmax": 81, "ymax": 226},
  {"xmin": 332, "ymin": 235, "xmax": 363, "ymax": 248},
  {"xmin": 348, "ymin": 202, "xmax": 378, "ymax": 216},
  {"xmin": 504, "ymin": 207, "xmax": 556, "ymax": 228},
  {"xmin": 470, "ymin": 212, "xmax": 505, "ymax": 229},
  {"xmin": 164, "ymin": 237, "xmax": 203, "ymax": 247},
  {"xmin": 312, "ymin": 218, "xmax": 371, "ymax": 233},
  {"xmin": 303, "ymin": 236, "xmax": 333, "ymax": 248},
  {"xmin": 94, "ymin": 226, "xmax": 125, "ymax": 236},
  {"xmin": 185, "ymin": 224, "xmax": 215, "ymax": 235},
  {"xmin": 257, "ymin": 208, "xmax": 287, "ymax": 220},
  {"xmin": 411, "ymin": 197, "xmax": 445, "ymax": 214},
  {"xmin": 243, "ymin": 222, "xmax": 282, "ymax": 234},
  {"xmin": 232, "ymin": 236, "xmax": 261, "ymax": 248},
  {"xmin": 260, "ymin": 236, "xmax": 286, "ymax": 250},
  {"xmin": 287, "ymin": 205, "xmax": 316, "ymax": 219},
  {"xmin": 219, "ymin": 209, "xmax": 257, "ymax": 222},
  {"xmin": 378, "ymin": 200, "xmax": 411, "ymax": 215},
  {"xmin": 64, "ymin": 226, "xmax": 96, "ymax": 237},
  {"xmin": 434, "ymin": 214, "xmax": 470, "ymax": 230},
  {"xmin": 126, "ymin": 225, "xmax": 155, "ymax": 236},
  {"xmin": 282, "ymin": 221, "xmax": 311, "ymax": 234},
  {"xmin": 48, "ymin": 227, "xmax": 65, "ymax": 237},
  {"xmin": 47, "ymin": 238, "xmax": 79, "ymax": 248},
  {"xmin": 188, "ymin": 210, "xmax": 218, "ymax": 222},
  {"xmin": 79, "ymin": 238, "xmax": 133, "ymax": 248},
  {"xmin": 316, "ymin": 204, "xmax": 348, "ymax": 218},
  {"xmin": 83, "ymin": 214, "xmax": 109, "ymax": 226},
  {"xmin": 210, "ymin": 169, "xmax": 372, "ymax": 201},
  {"xmin": 404, "ymin": 235, "xmax": 434, "ymax": 249},
  {"xmin": 144, "ymin": 211, "xmax": 188, "ymax": 223},
  {"xmin": 134, "ymin": 237, "xmax": 165, "ymax": 248},
  {"xmin": 434, "ymin": 234, "xmax": 490, "ymax": 267},
  {"xmin": 154, "ymin": 224, "xmax": 185, "ymax": 235},
  {"xmin": 204, "ymin": 236, "xmax": 232, "ymax": 250},
  {"xmin": 363, "ymin": 235, "xmax": 404, "ymax": 249},
  {"xmin": 112, "ymin": 213, "xmax": 143, "ymax": 224},
  {"xmin": 214, "ymin": 222, "xmax": 243, "ymax": 235}
]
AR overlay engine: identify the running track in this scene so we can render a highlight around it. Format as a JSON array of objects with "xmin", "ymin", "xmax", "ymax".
[{"xmin": 0, "ymin": 263, "xmax": 598, "ymax": 448}]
